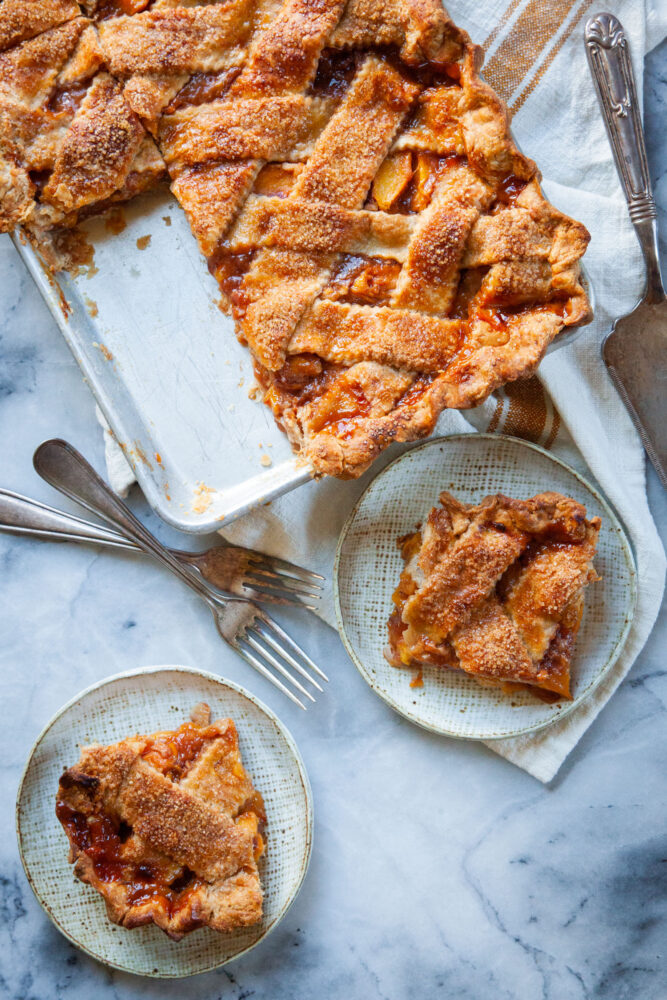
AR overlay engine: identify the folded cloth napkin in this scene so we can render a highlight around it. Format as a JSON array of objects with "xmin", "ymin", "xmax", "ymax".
[{"xmin": 102, "ymin": 0, "xmax": 666, "ymax": 783}]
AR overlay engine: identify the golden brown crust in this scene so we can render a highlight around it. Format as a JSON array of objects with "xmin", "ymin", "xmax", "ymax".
[
  {"xmin": 0, "ymin": 12, "xmax": 166, "ymax": 240},
  {"xmin": 386, "ymin": 491, "xmax": 601, "ymax": 700},
  {"xmin": 55, "ymin": 703, "xmax": 265, "ymax": 940},
  {"xmin": 41, "ymin": 74, "xmax": 146, "ymax": 213},
  {"xmin": 0, "ymin": 0, "xmax": 81, "ymax": 53},
  {"xmin": 97, "ymin": 2, "xmax": 252, "ymax": 77},
  {"xmin": 185, "ymin": 0, "xmax": 589, "ymax": 477},
  {"xmin": 0, "ymin": 0, "xmax": 591, "ymax": 476}
]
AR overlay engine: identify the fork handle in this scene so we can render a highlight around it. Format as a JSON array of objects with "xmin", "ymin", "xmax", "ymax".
[
  {"xmin": 585, "ymin": 13, "xmax": 665, "ymax": 302},
  {"xmin": 0, "ymin": 488, "xmax": 138, "ymax": 549},
  {"xmin": 33, "ymin": 439, "xmax": 223, "ymax": 606}
]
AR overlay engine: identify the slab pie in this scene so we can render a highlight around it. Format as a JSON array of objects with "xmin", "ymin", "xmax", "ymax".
[
  {"xmin": 0, "ymin": 0, "xmax": 591, "ymax": 477},
  {"xmin": 386, "ymin": 491, "xmax": 601, "ymax": 700},
  {"xmin": 55, "ymin": 702, "xmax": 265, "ymax": 940}
]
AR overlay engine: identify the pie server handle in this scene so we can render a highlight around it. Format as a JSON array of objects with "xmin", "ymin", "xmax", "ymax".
[{"xmin": 585, "ymin": 12, "xmax": 665, "ymax": 303}]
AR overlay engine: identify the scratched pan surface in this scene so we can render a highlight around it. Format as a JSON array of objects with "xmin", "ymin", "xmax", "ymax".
[
  {"xmin": 12, "ymin": 186, "xmax": 593, "ymax": 533},
  {"xmin": 12, "ymin": 188, "xmax": 311, "ymax": 533}
]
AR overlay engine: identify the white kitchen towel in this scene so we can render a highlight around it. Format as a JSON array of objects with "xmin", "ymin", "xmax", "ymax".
[{"xmin": 102, "ymin": 0, "xmax": 666, "ymax": 782}]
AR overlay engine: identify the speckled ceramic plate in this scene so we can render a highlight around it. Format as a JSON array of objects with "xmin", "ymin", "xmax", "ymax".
[
  {"xmin": 15, "ymin": 665, "xmax": 313, "ymax": 978},
  {"xmin": 334, "ymin": 435, "xmax": 636, "ymax": 741}
]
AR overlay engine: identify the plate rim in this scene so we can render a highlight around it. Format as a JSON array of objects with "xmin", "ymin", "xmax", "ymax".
[
  {"xmin": 15, "ymin": 664, "xmax": 314, "ymax": 979},
  {"xmin": 333, "ymin": 433, "xmax": 637, "ymax": 741}
]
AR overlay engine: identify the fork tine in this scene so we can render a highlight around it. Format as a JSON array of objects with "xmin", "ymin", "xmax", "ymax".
[
  {"xmin": 253, "ymin": 623, "xmax": 324, "ymax": 691},
  {"xmin": 246, "ymin": 572, "xmax": 323, "ymax": 601},
  {"xmin": 246, "ymin": 554, "xmax": 324, "ymax": 585},
  {"xmin": 234, "ymin": 642, "xmax": 307, "ymax": 710},
  {"xmin": 245, "ymin": 630, "xmax": 317, "ymax": 701},
  {"xmin": 247, "ymin": 566, "xmax": 322, "ymax": 589},
  {"xmin": 246, "ymin": 588, "xmax": 319, "ymax": 613},
  {"xmin": 257, "ymin": 613, "xmax": 329, "ymax": 683}
]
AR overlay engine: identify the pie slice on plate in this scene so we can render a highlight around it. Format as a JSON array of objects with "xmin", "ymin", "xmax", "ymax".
[
  {"xmin": 0, "ymin": 0, "xmax": 591, "ymax": 477},
  {"xmin": 386, "ymin": 491, "xmax": 601, "ymax": 700},
  {"xmin": 55, "ymin": 702, "xmax": 265, "ymax": 940}
]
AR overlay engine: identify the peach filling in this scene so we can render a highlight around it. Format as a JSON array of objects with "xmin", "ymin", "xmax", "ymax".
[
  {"xmin": 324, "ymin": 255, "xmax": 402, "ymax": 306},
  {"xmin": 55, "ymin": 801, "xmax": 205, "ymax": 916},
  {"xmin": 46, "ymin": 81, "xmax": 91, "ymax": 115},
  {"xmin": 166, "ymin": 68, "xmax": 242, "ymax": 112},
  {"xmin": 386, "ymin": 531, "xmax": 453, "ymax": 668},
  {"xmin": 308, "ymin": 48, "xmax": 359, "ymax": 100},
  {"xmin": 140, "ymin": 723, "xmax": 223, "ymax": 781},
  {"xmin": 94, "ymin": 0, "xmax": 151, "ymax": 18},
  {"xmin": 209, "ymin": 249, "xmax": 255, "ymax": 316},
  {"xmin": 369, "ymin": 152, "xmax": 463, "ymax": 213},
  {"xmin": 254, "ymin": 163, "xmax": 303, "ymax": 198}
]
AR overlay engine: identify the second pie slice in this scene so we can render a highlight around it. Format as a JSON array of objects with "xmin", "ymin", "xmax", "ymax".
[
  {"xmin": 386, "ymin": 491, "xmax": 601, "ymax": 700},
  {"xmin": 56, "ymin": 702, "xmax": 265, "ymax": 940}
]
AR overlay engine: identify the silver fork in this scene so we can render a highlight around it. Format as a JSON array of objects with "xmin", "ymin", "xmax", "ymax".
[
  {"xmin": 0, "ymin": 489, "xmax": 322, "ymax": 609},
  {"xmin": 32, "ymin": 439, "xmax": 327, "ymax": 710}
]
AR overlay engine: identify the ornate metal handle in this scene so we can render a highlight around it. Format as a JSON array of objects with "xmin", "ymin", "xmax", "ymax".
[
  {"xmin": 585, "ymin": 13, "xmax": 665, "ymax": 302},
  {"xmin": 585, "ymin": 13, "xmax": 653, "ymax": 221}
]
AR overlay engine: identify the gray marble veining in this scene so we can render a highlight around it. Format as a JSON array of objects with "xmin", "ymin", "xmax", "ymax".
[{"xmin": 0, "ymin": 41, "xmax": 665, "ymax": 1000}]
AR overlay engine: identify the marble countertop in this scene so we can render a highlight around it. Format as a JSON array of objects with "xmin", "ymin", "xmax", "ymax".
[{"xmin": 1, "ymin": 41, "xmax": 666, "ymax": 1000}]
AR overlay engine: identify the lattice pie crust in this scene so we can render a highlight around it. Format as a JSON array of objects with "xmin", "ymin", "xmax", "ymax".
[
  {"xmin": 386, "ymin": 492, "xmax": 600, "ymax": 700},
  {"xmin": 0, "ymin": 0, "xmax": 591, "ymax": 477},
  {"xmin": 56, "ymin": 702, "xmax": 265, "ymax": 939}
]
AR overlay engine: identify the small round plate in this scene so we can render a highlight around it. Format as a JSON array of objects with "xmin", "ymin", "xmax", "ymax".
[
  {"xmin": 334, "ymin": 434, "xmax": 636, "ymax": 741},
  {"xmin": 16, "ymin": 665, "xmax": 313, "ymax": 978}
]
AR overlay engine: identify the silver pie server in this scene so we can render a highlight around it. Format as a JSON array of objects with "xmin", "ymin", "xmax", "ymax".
[{"xmin": 585, "ymin": 12, "xmax": 667, "ymax": 489}]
